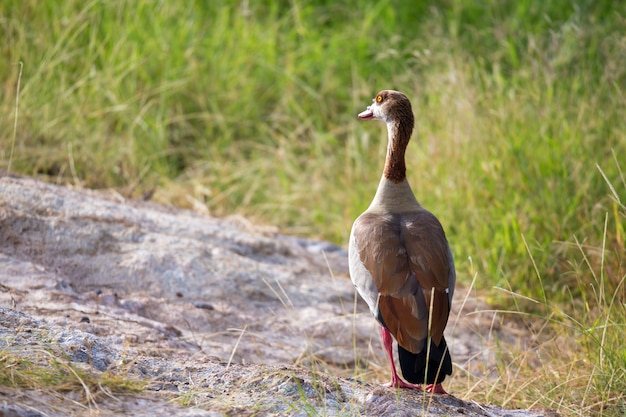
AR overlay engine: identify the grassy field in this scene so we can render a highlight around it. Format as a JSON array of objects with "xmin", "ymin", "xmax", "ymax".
[{"xmin": 1, "ymin": 0, "xmax": 625, "ymax": 415}]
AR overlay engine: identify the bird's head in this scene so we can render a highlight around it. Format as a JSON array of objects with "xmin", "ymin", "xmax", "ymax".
[{"xmin": 358, "ymin": 90, "xmax": 413, "ymax": 124}]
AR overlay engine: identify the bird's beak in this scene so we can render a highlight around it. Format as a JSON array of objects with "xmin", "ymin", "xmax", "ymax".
[{"xmin": 358, "ymin": 106, "xmax": 375, "ymax": 120}]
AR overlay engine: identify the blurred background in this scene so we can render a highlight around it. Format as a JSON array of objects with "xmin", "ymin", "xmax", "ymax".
[{"xmin": 1, "ymin": 1, "xmax": 625, "ymax": 413}]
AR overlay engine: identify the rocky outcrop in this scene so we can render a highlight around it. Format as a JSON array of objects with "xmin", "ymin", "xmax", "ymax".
[{"xmin": 0, "ymin": 174, "xmax": 557, "ymax": 416}]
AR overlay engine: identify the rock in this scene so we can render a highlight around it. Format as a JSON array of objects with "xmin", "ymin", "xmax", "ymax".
[{"xmin": 0, "ymin": 174, "xmax": 558, "ymax": 416}]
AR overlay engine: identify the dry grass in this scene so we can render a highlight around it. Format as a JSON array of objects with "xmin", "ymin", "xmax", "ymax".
[{"xmin": 0, "ymin": 346, "xmax": 143, "ymax": 410}]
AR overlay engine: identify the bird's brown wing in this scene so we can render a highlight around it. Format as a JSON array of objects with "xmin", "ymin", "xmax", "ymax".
[
  {"xmin": 352, "ymin": 212, "xmax": 411, "ymax": 294},
  {"xmin": 402, "ymin": 209, "xmax": 453, "ymax": 345},
  {"xmin": 353, "ymin": 210, "xmax": 453, "ymax": 353}
]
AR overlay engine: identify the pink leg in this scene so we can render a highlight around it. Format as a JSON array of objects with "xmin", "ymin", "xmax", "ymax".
[
  {"xmin": 380, "ymin": 327, "xmax": 422, "ymax": 390},
  {"xmin": 425, "ymin": 384, "xmax": 448, "ymax": 394}
]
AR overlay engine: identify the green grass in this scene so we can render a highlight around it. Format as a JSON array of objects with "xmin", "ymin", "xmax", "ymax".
[{"xmin": 2, "ymin": 0, "xmax": 625, "ymax": 415}]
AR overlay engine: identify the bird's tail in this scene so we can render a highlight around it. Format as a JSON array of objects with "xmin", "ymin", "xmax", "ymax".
[{"xmin": 397, "ymin": 336, "xmax": 452, "ymax": 385}]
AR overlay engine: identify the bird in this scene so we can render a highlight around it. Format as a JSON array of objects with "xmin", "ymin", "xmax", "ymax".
[{"xmin": 348, "ymin": 90, "xmax": 455, "ymax": 394}]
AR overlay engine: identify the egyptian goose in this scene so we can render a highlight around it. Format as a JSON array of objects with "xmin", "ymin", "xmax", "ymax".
[{"xmin": 349, "ymin": 90, "xmax": 455, "ymax": 394}]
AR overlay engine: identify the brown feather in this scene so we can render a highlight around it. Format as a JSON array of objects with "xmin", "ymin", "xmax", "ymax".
[
  {"xmin": 353, "ymin": 208, "xmax": 452, "ymax": 353},
  {"xmin": 378, "ymin": 295, "xmax": 427, "ymax": 353}
]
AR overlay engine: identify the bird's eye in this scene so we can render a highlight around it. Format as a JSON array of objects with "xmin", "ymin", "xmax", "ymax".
[{"xmin": 376, "ymin": 95, "xmax": 383, "ymax": 103}]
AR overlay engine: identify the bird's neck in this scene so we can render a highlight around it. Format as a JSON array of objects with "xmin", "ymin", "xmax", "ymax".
[
  {"xmin": 369, "ymin": 120, "xmax": 419, "ymax": 212},
  {"xmin": 383, "ymin": 121, "xmax": 411, "ymax": 184}
]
